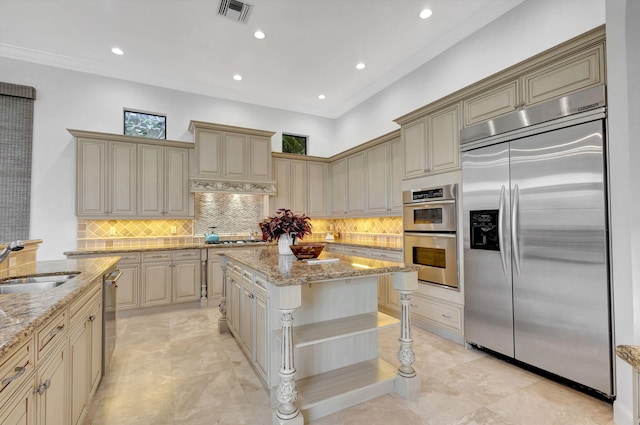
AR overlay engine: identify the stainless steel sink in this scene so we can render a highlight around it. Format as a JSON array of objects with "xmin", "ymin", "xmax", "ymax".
[{"xmin": 0, "ymin": 273, "xmax": 80, "ymax": 294}]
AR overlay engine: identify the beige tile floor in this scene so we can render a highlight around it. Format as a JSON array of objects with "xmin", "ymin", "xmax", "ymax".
[{"xmin": 84, "ymin": 306, "xmax": 615, "ymax": 425}]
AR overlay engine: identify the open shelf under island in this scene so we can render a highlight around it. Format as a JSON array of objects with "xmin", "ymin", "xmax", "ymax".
[{"xmin": 215, "ymin": 246, "xmax": 423, "ymax": 424}]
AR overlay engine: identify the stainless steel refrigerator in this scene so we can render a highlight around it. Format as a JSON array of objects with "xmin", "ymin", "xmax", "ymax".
[{"xmin": 461, "ymin": 86, "xmax": 613, "ymax": 397}]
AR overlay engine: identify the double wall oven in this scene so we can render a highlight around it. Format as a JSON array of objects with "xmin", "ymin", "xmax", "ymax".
[{"xmin": 403, "ymin": 184, "xmax": 459, "ymax": 290}]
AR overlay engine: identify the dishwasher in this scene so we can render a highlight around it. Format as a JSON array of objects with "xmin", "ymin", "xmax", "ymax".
[{"xmin": 103, "ymin": 269, "xmax": 121, "ymax": 375}]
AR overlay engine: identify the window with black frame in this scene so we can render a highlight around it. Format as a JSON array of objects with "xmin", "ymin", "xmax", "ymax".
[{"xmin": 282, "ymin": 133, "xmax": 307, "ymax": 155}]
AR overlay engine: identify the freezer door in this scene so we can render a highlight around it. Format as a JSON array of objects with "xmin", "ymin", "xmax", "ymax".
[
  {"xmin": 462, "ymin": 143, "xmax": 513, "ymax": 357},
  {"xmin": 510, "ymin": 119, "xmax": 612, "ymax": 395}
]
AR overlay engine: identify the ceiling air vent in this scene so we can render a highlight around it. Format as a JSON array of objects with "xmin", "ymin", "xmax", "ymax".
[{"xmin": 218, "ymin": 0, "xmax": 253, "ymax": 24}]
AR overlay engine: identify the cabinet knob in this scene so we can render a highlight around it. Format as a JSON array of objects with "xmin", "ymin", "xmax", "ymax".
[
  {"xmin": 89, "ymin": 315, "xmax": 96, "ymax": 322},
  {"xmin": 249, "ymin": 293, "xmax": 255, "ymax": 299}
]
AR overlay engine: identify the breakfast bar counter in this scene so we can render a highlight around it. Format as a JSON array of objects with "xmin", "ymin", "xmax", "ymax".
[{"xmin": 216, "ymin": 246, "xmax": 422, "ymax": 425}]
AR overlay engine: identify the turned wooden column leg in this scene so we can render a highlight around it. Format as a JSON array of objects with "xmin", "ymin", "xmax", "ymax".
[
  {"xmin": 275, "ymin": 309, "xmax": 302, "ymax": 422},
  {"xmin": 200, "ymin": 257, "xmax": 208, "ymax": 308},
  {"xmin": 397, "ymin": 290, "xmax": 416, "ymax": 378},
  {"xmin": 218, "ymin": 264, "xmax": 228, "ymax": 333}
]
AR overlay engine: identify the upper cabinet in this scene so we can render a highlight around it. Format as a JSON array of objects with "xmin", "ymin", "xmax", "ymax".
[
  {"xmin": 271, "ymin": 154, "xmax": 330, "ymax": 218},
  {"xmin": 189, "ymin": 121, "xmax": 276, "ymax": 194},
  {"xmin": 72, "ymin": 129, "xmax": 194, "ymax": 219},
  {"xmin": 400, "ymin": 103, "xmax": 461, "ymax": 179},
  {"xmin": 365, "ymin": 136, "xmax": 402, "ymax": 215}
]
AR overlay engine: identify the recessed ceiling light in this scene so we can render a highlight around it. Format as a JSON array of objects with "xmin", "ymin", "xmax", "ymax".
[
  {"xmin": 111, "ymin": 47, "xmax": 124, "ymax": 55},
  {"xmin": 318, "ymin": 94, "xmax": 326, "ymax": 100},
  {"xmin": 233, "ymin": 74, "xmax": 243, "ymax": 81},
  {"xmin": 419, "ymin": 8, "xmax": 433, "ymax": 19},
  {"xmin": 254, "ymin": 30, "xmax": 266, "ymax": 39},
  {"xmin": 356, "ymin": 62, "xmax": 366, "ymax": 70}
]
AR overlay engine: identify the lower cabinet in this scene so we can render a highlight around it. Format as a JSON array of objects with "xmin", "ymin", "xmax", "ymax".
[
  {"xmin": 141, "ymin": 250, "xmax": 202, "ymax": 308},
  {"xmin": 35, "ymin": 345, "xmax": 67, "ymax": 425},
  {"xmin": 0, "ymin": 379, "xmax": 34, "ymax": 425},
  {"xmin": 206, "ymin": 251, "xmax": 223, "ymax": 304},
  {"xmin": 224, "ymin": 261, "xmax": 270, "ymax": 384},
  {"xmin": 113, "ymin": 253, "xmax": 140, "ymax": 310}
]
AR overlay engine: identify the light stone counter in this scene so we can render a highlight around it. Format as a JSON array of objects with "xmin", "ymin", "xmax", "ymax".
[
  {"xmin": 617, "ymin": 345, "xmax": 640, "ymax": 369},
  {"xmin": 216, "ymin": 245, "xmax": 419, "ymax": 286},
  {"xmin": 0, "ymin": 257, "xmax": 120, "ymax": 360}
]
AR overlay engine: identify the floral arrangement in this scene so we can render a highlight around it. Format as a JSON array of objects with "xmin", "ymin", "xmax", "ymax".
[{"xmin": 259, "ymin": 208, "xmax": 312, "ymax": 242}]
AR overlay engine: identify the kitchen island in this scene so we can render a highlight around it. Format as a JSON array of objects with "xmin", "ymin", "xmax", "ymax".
[{"xmin": 216, "ymin": 246, "xmax": 422, "ymax": 424}]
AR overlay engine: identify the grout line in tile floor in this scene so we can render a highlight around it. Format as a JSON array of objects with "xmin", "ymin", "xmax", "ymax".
[{"xmin": 84, "ymin": 307, "xmax": 614, "ymax": 425}]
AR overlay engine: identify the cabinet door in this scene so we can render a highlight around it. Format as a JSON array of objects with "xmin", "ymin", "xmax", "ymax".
[
  {"xmin": 88, "ymin": 300, "xmax": 103, "ymax": 398},
  {"xmin": 389, "ymin": 138, "xmax": 403, "ymax": 213},
  {"xmin": 137, "ymin": 144, "xmax": 164, "ymax": 216},
  {"xmin": 239, "ymin": 285, "xmax": 253, "ymax": 355},
  {"xmin": 254, "ymin": 292, "xmax": 268, "ymax": 381},
  {"xmin": 229, "ymin": 275, "xmax": 241, "ymax": 334},
  {"xmin": 35, "ymin": 345, "xmax": 66, "ymax": 425},
  {"xmin": 164, "ymin": 147, "xmax": 190, "ymax": 216},
  {"xmin": 347, "ymin": 152, "xmax": 365, "ymax": 216},
  {"xmin": 521, "ymin": 43, "xmax": 604, "ymax": 107},
  {"xmin": 0, "ymin": 381, "xmax": 34, "ymax": 425},
  {"xmin": 290, "ymin": 160, "xmax": 308, "ymax": 215},
  {"xmin": 141, "ymin": 262, "xmax": 172, "ymax": 306},
  {"xmin": 249, "ymin": 135, "xmax": 272, "ymax": 180},
  {"xmin": 402, "ymin": 118, "xmax": 427, "ymax": 178},
  {"xmin": 109, "ymin": 142, "xmax": 137, "ymax": 216},
  {"xmin": 77, "ymin": 139, "xmax": 107, "ymax": 216},
  {"xmin": 463, "ymin": 80, "xmax": 520, "ymax": 126},
  {"xmin": 69, "ymin": 321, "xmax": 89, "ymax": 425},
  {"xmin": 366, "ymin": 143, "xmax": 390, "ymax": 214},
  {"xmin": 115, "ymin": 264, "xmax": 139, "ymax": 310},
  {"xmin": 207, "ymin": 254, "xmax": 223, "ymax": 302},
  {"xmin": 224, "ymin": 133, "xmax": 248, "ymax": 179},
  {"xmin": 307, "ymin": 162, "xmax": 329, "ymax": 217},
  {"xmin": 195, "ymin": 129, "xmax": 223, "ymax": 178},
  {"xmin": 173, "ymin": 260, "xmax": 201, "ymax": 303},
  {"xmin": 428, "ymin": 103, "xmax": 460, "ymax": 173},
  {"xmin": 331, "ymin": 159, "xmax": 347, "ymax": 216},
  {"xmin": 271, "ymin": 158, "xmax": 291, "ymax": 212}
]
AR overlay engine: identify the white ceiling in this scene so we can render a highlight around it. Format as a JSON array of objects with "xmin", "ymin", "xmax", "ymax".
[{"xmin": 0, "ymin": 0, "xmax": 524, "ymax": 118}]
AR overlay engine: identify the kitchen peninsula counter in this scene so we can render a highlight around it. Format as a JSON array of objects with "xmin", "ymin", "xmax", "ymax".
[
  {"xmin": 0, "ymin": 257, "xmax": 120, "ymax": 360},
  {"xmin": 217, "ymin": 245, "xmax": 421, "ymax": 424}
]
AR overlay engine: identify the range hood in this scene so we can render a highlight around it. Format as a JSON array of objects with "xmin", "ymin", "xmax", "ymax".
[{"xmin": 189, "ymin": 178, "xmax": 276, "ymax": 195}]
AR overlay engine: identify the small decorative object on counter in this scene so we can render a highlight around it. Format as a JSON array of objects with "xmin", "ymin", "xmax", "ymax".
[
  {"xmin": 259, "ymin": 208, "xmax": 312, "ymax": 255},
  {"xmin": 204, "ymin": 226, "xmax": 219, "ymax": 243},
  {"xmin": 289, "ymin": 243, "xmax": 325, "ymax": 260}
]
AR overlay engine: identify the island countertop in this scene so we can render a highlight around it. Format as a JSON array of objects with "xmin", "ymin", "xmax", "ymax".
[
  {"xmin": 217, "ymin": 245, "xmax": 421, "ymax": 286},
  {"xmin": 0, "ymin": 257, "xmax": 120, "ymax": 360}
]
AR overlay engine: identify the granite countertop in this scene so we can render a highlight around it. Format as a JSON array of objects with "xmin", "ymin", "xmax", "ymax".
[
  {"xmin": 0, "ymin": 257, "xmax": 120, "ymax": 360},
  {"xmin": 63, "ymin": 239, "xmax": 402, "ymax": 256},
  {"xmin": 217, "ymin": 245, "xmax": 420, "ymax": 286},
  {"xmin": 616, "ymin": 345, "xmax": 640, "ymax": 369}
]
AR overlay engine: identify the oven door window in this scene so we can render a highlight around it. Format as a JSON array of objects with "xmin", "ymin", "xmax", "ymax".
[
  {"xmin": 413, "ymin": 207, "xmax": 442, "ymax": 225},
  {"xmin": 413, "ymin": 246, "xmax": 446, "ymax": 269}
]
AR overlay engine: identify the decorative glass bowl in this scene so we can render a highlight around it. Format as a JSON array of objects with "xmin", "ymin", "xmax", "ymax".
[{"xmin": 289, "ymin": 243, "xmax": 325, "ymax": 259}]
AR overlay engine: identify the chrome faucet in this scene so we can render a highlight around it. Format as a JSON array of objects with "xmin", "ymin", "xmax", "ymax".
[{"xmin": 0, "ymin": 241, "xmax": 24, "ymax": 265}]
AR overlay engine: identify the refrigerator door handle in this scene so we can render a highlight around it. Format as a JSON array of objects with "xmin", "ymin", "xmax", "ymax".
[
  {"xmin": 511, "ymin": 183, "xmax": 522, "ymax": 275},
  {"xmin": 498, "ymin": 185, "xmax": 508, "ymax": 274}
]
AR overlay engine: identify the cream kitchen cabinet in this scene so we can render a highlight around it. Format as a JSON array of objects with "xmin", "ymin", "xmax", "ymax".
[
  {"xmin": 271, "ymin": 158, "xmax": 307, "ymax": 215},
  {"xmin": 0, "ymin": 339, "xmax": 34, "ymax": 425},
  {"xmin": 463, "ymin": 41, "xmax": 605, "ymax": 127},
  {"xmin": 137, "ymin": 144, "xmax": 190, "ymax": 217},
  {"xmin": 307, "ymin": 161, "xmax": 329, "ymax": 217},
  {"xmin": 271, "ymin": 154, "xmax": 330, "ymax": 218},
  {"xmin": 365, "ymin": 137, "xmax": 402, "ymax": 215},
  {"xmin": 401, "ymin": 104, "xmax": 461, "ymax": 179},
  {"xmin": 34, "ymin": 343, "xmax": 67, "ymax": 425},
  {"xmin": 112, "ymin": 252, "xmax": 140, "ymax": 311},
  {"xmin": 141, "ymin": 250, "xmax": 202, "ymax": 307},
  {"xmin": 330, "ymin": 153, "xmax": 365, "ymax": 217},
  {"xmin": 71, "ymin": 129, "xmax": 194, "ymax": 219},
  {"xmin": 189, "ymin": 121, "xmax": 275, "ymax": 186},
  {"xmin": 76, "ymin": 138, "xmax": 137, "ymax": 217},
  {"xmin": 206, "ymin": 251, "xmax": 224, "ymax": 304},
  {"xmin": 69, "ymin": 286, "xmax": 102, "ymax": 425}
]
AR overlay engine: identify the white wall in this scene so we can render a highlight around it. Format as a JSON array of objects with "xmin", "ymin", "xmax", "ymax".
[
  {"xmin": 332, "ymin": 0, "xmax": 606, "ymax": 153},
  {"xmin": 0, "ymin": 57, "xmax": 335, "ymax": 259},
  {"xmin": 607, "ymin": 0, "xmax": 640, "ymax": 423}
]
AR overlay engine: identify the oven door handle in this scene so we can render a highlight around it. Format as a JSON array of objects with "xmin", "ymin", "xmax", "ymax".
[
  {"xmin": 404, "ymin": 199, "xmax": 456, "ymax": 208},
  {"xmin": 498, "ymin": 185, "xmax": 508, "ymax": 274},
  {"xmin": 403, "ymin": 232, "xmax": 456, "ymax": 238}
]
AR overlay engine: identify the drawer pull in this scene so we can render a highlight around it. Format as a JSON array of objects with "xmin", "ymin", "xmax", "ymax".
[
  {"xmin": 88, "ymin": 315, "xmax": 96, "ymax": 322},
  {"xmin": 149, "ymin": 255, "xmax": 164, "ymax": 259},
  {"xmin": 2, "ymin": 366, "xmax": 26, "ymax": 386},
  {"xmin": 49, "ymin": 324, "xmax": 65, "ymax": 337},
  {"xmin": 441, "ymin": 314, "xmax": 452, "ymax": 319}
]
